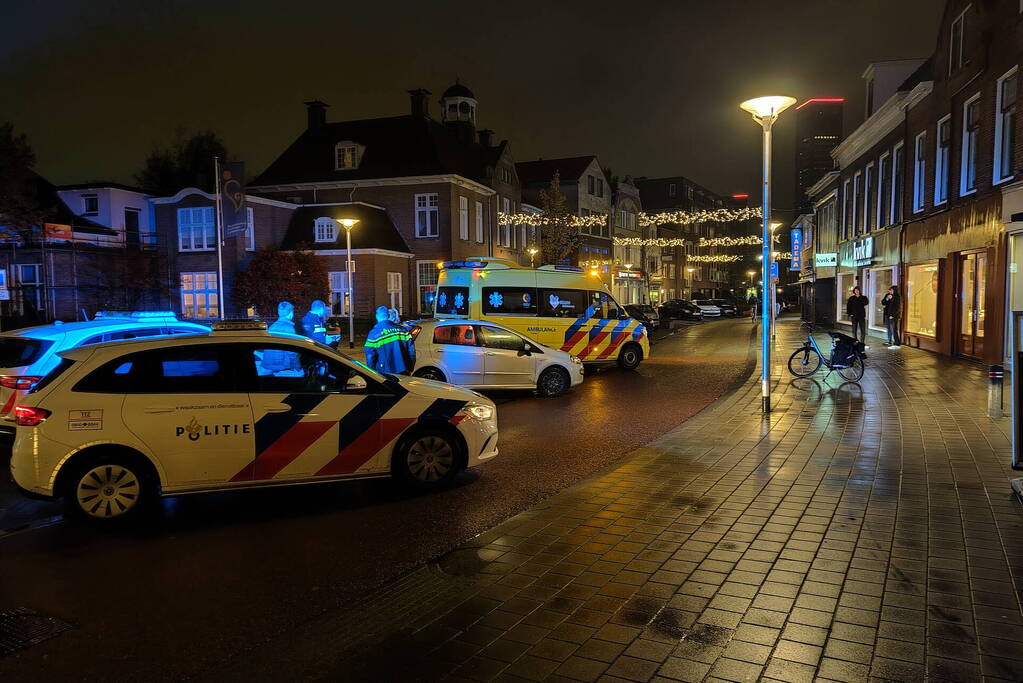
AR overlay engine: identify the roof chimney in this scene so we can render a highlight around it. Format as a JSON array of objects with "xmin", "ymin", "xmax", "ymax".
[
  {"xmin": 304, "ymin": 101, "xmax": 329, "ymax": 130},
  {"xmin": 408, "ymin": 89, "xmax": 431, "ymax": 118},
  {"xmin": 478, "ymin": 129, "xmax": 494, "ymax": 147}
]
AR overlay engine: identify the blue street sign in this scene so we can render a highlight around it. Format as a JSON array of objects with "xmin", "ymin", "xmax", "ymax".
[
  {"xmin": 790, "ymin": 229, "xmax": 802, "ymax": 271},
  {"xmin": 770, "ymin": 261, "xmax": 779, "ymax": 282}
]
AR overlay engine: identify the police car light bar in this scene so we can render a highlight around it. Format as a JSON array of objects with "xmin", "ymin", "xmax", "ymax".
[
  {"xmin": 211, "ymin": 319, "xmax": 269, "ymax": 331},
  {"xmin": 94, "ymin": 310, "xmax": 182, "ymax": 320},
  {"xmin": 551, "ymin": 265, "xmax": 584, "ymax": 272}
]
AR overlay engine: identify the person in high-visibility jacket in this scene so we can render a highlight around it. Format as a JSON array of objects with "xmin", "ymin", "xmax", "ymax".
[{"xmin": 364, "ymin": 306, "xmax": 415, "ymax": 375}]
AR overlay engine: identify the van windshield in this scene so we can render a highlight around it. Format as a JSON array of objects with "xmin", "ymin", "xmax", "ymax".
[{"xmin": 0, "ymin": 337, "xmax": 52, "ymax": 368}]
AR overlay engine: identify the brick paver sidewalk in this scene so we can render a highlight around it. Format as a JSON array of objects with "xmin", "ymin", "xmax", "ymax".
[{"xmin": 248, "ymin": 319, "xmax": 1023, "ymax": 682}]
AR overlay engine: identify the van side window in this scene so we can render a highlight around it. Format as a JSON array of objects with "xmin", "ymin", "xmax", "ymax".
[
  {"xmin": 482, "ymin": 287, "xmax": 538, "ymax": 315},
  {"xmin": 590, "ymin": 291, "xmax": 625, "ymax": 319},
  {"xmin": 539, "ymin": 289, "xmax": 588, "ymax": 318},
  {"xmin": 435, "ymin": 286, "xmax": 469, "ymax": 315}
]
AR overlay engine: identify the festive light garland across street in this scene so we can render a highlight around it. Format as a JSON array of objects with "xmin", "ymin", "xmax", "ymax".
[
  {"xmin": 687, "ymin": 255, "xmax": 744, "ymax": 263},
  {"xmin": 498, "ymin": 207, "xmax": 761, "ymax": 228}
]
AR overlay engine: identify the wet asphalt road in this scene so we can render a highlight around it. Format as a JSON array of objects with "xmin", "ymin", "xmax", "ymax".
[{"xmin": 0, "ymin": 318, "xmax": 755, "ymax": 682}]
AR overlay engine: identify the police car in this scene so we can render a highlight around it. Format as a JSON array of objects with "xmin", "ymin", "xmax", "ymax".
[
  {"xmin": 0, "ymin": 312, "xmax": 210, "ymax": 437},
  {"xmin": 8, "ymin": 321, "xmax": 499, "ymax": 520}
]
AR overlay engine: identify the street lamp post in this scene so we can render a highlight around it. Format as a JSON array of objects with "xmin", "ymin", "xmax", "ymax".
[
  {"xmin": 527, "ymin": 247, "xmax": 538, "ymax": 267},
  {"xmin": 686, "ymin": 267, "xmax": 695, "ymax": 299},
  {"xmin": 740, "ymin": 95, "xmax": 796, "ymax": 414},
  {"xmin": 336, "ymin": 218, "xmax": 359, "ymax": 349}
]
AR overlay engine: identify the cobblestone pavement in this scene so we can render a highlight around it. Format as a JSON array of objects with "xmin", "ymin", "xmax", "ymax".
[{"xmin": 222, "ymin": 319, "xmax": 1023, "ymax": 682}]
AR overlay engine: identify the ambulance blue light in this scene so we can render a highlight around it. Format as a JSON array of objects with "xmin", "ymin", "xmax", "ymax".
[{"xmin": 441, "ymin": 260, "xmax": 489, "ymax": 269}]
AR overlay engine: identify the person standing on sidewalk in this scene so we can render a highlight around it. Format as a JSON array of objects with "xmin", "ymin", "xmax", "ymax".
[
  {"xmin": 364, "ymin": 306, "xmax": 415, "ymax": 375},
  {"xmin": 300, "ymin": 300, "xmax": 328, "ymax": 345},
  {"xmin": 882, "ymin": 285, "xmax": 901, "ymax": 349},
  {"xmin": 846, "ymin": 286, "xmax": 869, "ymax": 346}
]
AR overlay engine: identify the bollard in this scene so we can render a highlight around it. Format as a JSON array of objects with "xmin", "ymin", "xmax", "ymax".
[{"xmin": 989, "ymin": 365, "xmax": 1004, "ymax": 419}]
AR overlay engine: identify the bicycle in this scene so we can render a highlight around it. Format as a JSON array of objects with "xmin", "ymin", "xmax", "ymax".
[{"xmin": 787, "ymin": 322, "xmax": 865, "ymax": 381}]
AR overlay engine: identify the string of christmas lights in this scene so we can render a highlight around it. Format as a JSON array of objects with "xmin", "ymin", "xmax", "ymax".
[
  {"xmin": 698, "ymin": 235, "xmax": 762, "ymax": 247},
  {"xmin": 687, "ymin": 255, "xmax": 745, "ymax": 263},
  {"xmin": 497, "ymin": 207, "xmax": 761, "ymax": 228}
]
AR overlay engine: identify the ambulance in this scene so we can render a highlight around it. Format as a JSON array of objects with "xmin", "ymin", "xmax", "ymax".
[{"xmin": 432, "ymin": 259, "xmax": 649, "ymax": 369}]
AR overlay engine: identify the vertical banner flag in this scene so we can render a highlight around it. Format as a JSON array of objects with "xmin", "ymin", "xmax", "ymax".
[
  {"xmin": 790, "ymin": 229, "xmax": 802, "ymax": 271},
  {"xmin": 220, "ymin": 162, "xmax": 248, "ymax": 238},
  {"xmin": 770, "ymin": 261, "xmax": 779, "ymax": 282}
]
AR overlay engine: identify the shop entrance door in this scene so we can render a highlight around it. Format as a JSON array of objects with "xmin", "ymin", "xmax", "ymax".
[
  {"xmin": 957, "ymin": 251, "xmax": 987, "ymax": 359},
  {"xmin": 866, "ymin": 268, "xmax": 894, "ymax": 333}
]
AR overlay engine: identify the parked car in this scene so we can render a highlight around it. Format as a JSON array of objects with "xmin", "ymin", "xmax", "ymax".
[
  {"xmin": 624, "ymin": 304, "xmax": 660, "ymax": 333},
  {"xmin": 706, "ymin": 299, "xmax": 738, "ymax": 316},
  {"xmin": 410, "ymin": 319, "xmax": 584, "ymax": 397},
  {"xmin": 8, "ymin": 321, "xmax": 499, "ymax": 520},
  {"xmin": 692, "ymin": 300, "xmax": 723, "ymax": 317},
  {"xmin": 657, "ymin": 299, "xmax": 703, "ymax": 322},
  {"xmin": 0, "ymin": 311, "xmax": 210, "ymax": 438}
]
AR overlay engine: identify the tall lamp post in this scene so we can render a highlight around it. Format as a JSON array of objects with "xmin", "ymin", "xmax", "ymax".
[
  {"xmin": 740, "ymin": 95, "xmax": 796, "ymax": 414},
  {"xmin": 686, "ymin": 267, "xmax": 695, "ymax": 298},
  {"xmin": 336, "ymin": 218, "xmax": 359, "ymax": 349},
  {"xmin": 527, "ymin": 247, "xmax": 538, "ymax": 267}
]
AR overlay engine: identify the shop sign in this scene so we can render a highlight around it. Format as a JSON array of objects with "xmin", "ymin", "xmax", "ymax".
[
  {"xmin": 815, "ymin": 252, "xmax": 837, "ymax": 267},
  {"xmin": 853, "ymin": 237, "xmax": 874, "ymax": 264},
  {"xmin": 616, "ymin": 271, "xmax": 642, "ymax": 279},
  {"xmin": 790, "ymin": 229, "xmax": 802, "ymax": 271}
]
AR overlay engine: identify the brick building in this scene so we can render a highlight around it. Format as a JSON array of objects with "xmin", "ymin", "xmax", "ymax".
[
  {"xmin": 244, "ymin": 82, "xmax": 527, "ymax": 318},
  {"xmin": 803, "ymin": 0, "xmax": 1021, "ymax": 364},
  {"xmin": 610, "ymin": 176, "xmax": 645, "ymax": 305},
  {"xmin": 0, "ymin": 176, "xmax": 164, "ymax": 328},
  {"xmin": 515, "ymin": 155, "xmax": 613, "ymax": 281}
]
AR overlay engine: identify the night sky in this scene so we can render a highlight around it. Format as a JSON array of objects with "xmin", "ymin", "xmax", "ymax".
[{"xmin": 2, "ymin": 0, "xmax": 944, "ymax": 208}]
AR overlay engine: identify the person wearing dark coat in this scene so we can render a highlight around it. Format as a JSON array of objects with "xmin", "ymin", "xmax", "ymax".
[
  {"xmin": 300, "ymin": 300, "xmax": 328, "ymax": 344},
  {"xmin": 882, "ymin": 285, "xmax": 902, "ymax": 348},
  {"xmin": 846, "ymin": 287, "xmax": 869, "ymax": 345},
  {"xmin": 364, "ymin": 306, "xmax": 415, "ymax": 375}
]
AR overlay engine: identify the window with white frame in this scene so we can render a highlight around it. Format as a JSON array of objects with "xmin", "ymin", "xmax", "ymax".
[
  {"xmin": 842, "ymin": 179, "xmax": 852, "ymax": 240},
  {"xmin": 417, "ymin": 261, "xmax": 438, "ymax": 312},
  {"xmin": 334, "ymin": 142, "xmax": 360, "ymax": 170},
  {"xmin": 328, "ymin": 270, "xmax": 352, "ymax": 315},
  {"xmin": 387, "ymin": 272, "xmax": 402, "ymax": 312},
  {"xmin": 949, "ymin": 6, "xmax": 969, "ymax": 75},
  {"xmin": 83, "ymin": 194, "xmax": 98, "ymax": 216},
  {"xmin": 864, "ymin": 163, "xmax": 874, "ymax": 232},
  {"xmin": 475, "ymin": 200, "xmax": 484, "ymax": 242},
  {"xmin": 913, "ymin": 132, "xmax": 926, "ymax": 213},
  {"xmin": 314, "ymin": 217, "xmax": 336, "ymax": 242},
  {"xmin": 15, "ymin": 264, "xmax": 43, "ymax": 314},
  {"xmin": 177, "ymin": 207, "xmax": 216, "ymax": 251},
  {"xmin": 935, "ymin": 115, "xmax": 951, "ymax": 205},
  {"xmin": 459, "ymin": 196, "xmax": 469, "ymax": 240},
  {"xmin": 415, "ymin": 193, "xmax": 439, "ymax": 238},
  {"xmin": 180, "ymin": 272, "xmax": 219, "ymax": 318},
  {"xmin": 852, "ymin": 172, "xmax": 862, "ymax": 235},
  {"xmin": 995, "ymin": 67, "xmax": 1018, "ymax": 184},
  {"xmin": 245, "ymin": 206, "xmax": 255, "ymax": 251},
  {"xmin": 878, "ymin": 153, "xmax": 891, "ymax": 228},
  {"xmin": 961, "ymin": 94, "xmax": 980, "ymax": 195},
  {"xmin": 668, "ymin": 183, "xmax": 677, "ymax": 196},
  {"xmin": 587, "ymin": 176, "xmax": 595, "ymax": 195},
  {"xmin": 892, "ymin": 142, "xmax": 905, "ymax": 224}
]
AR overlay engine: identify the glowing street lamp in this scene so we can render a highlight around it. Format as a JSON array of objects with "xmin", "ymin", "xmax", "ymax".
[
  {"xmin": 336, "ymin": 218, "xmax": 359, "ymax": 349},
  {"xmin": 740, "ymin": 95, "xmax": 796, "ymax": 413},
  {"xmin": 527, "ymin": 247, "xmax": 538, "ymax": 267}
]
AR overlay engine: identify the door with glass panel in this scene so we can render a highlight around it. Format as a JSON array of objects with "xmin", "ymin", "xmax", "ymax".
[{"xmin": 957, "ymin": 251, "xmax": 986, "ymax": 359}]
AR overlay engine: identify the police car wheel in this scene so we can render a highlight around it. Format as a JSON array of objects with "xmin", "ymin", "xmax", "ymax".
[
  {"xmin": 617, "ymin": 343, "xmax": 642, "ymax": 370},
  {"xmin": 393, "ymin": 428, "xmax": 459, "ymax": 489},
  {"xmin": 67, "ymin": 460, "xmax": 149, "ymax": 521},
  {"xmin": 414, "ymin": 367, "xmax": 446, "ymax": 382},
  {"xmin": 537, "ymin": 367, "xmax": 569, "ymax": 398}
]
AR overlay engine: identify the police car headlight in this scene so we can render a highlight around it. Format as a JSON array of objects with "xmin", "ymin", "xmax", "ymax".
[
  {"xmin": 466, "ymin": 403, "xmax": 494, "ymax": 421},
  {"xmin": 571, "ymin": 355, "xmax": 583, "ymax": 365}
]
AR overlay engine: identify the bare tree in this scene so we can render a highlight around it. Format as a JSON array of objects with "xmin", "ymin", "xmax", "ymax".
[{"xmin": 538, "ymin": 171, "xmax": 579, "ymax": 266}]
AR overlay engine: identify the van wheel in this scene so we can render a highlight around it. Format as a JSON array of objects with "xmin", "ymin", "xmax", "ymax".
[
  {"xmin": 64, "ymin": 457, "xmax": 154, "ymax": 521},
  {"xmin": 537, "ymin": 366, "xmax": 570, "ymax": 398},
  {"xmin": 392, "ymin": 426, "xmax": 460, "ymax": 490},
  {"xmin": 617, "ymin": 343, "xmax": 643, "ymax": 370},
  {"xmin": 413, "ymin": 367, "xmax": 446, "ymax": 382}
]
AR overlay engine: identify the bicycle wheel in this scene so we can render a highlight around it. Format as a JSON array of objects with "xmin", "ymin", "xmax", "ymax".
[
  {"xmin": 788, "ymin": 347, "xmax": 821, "ymax": 377},
  {"xmin": 836, "ymin": 357, "xmax": 864, "ymax": 381}
]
